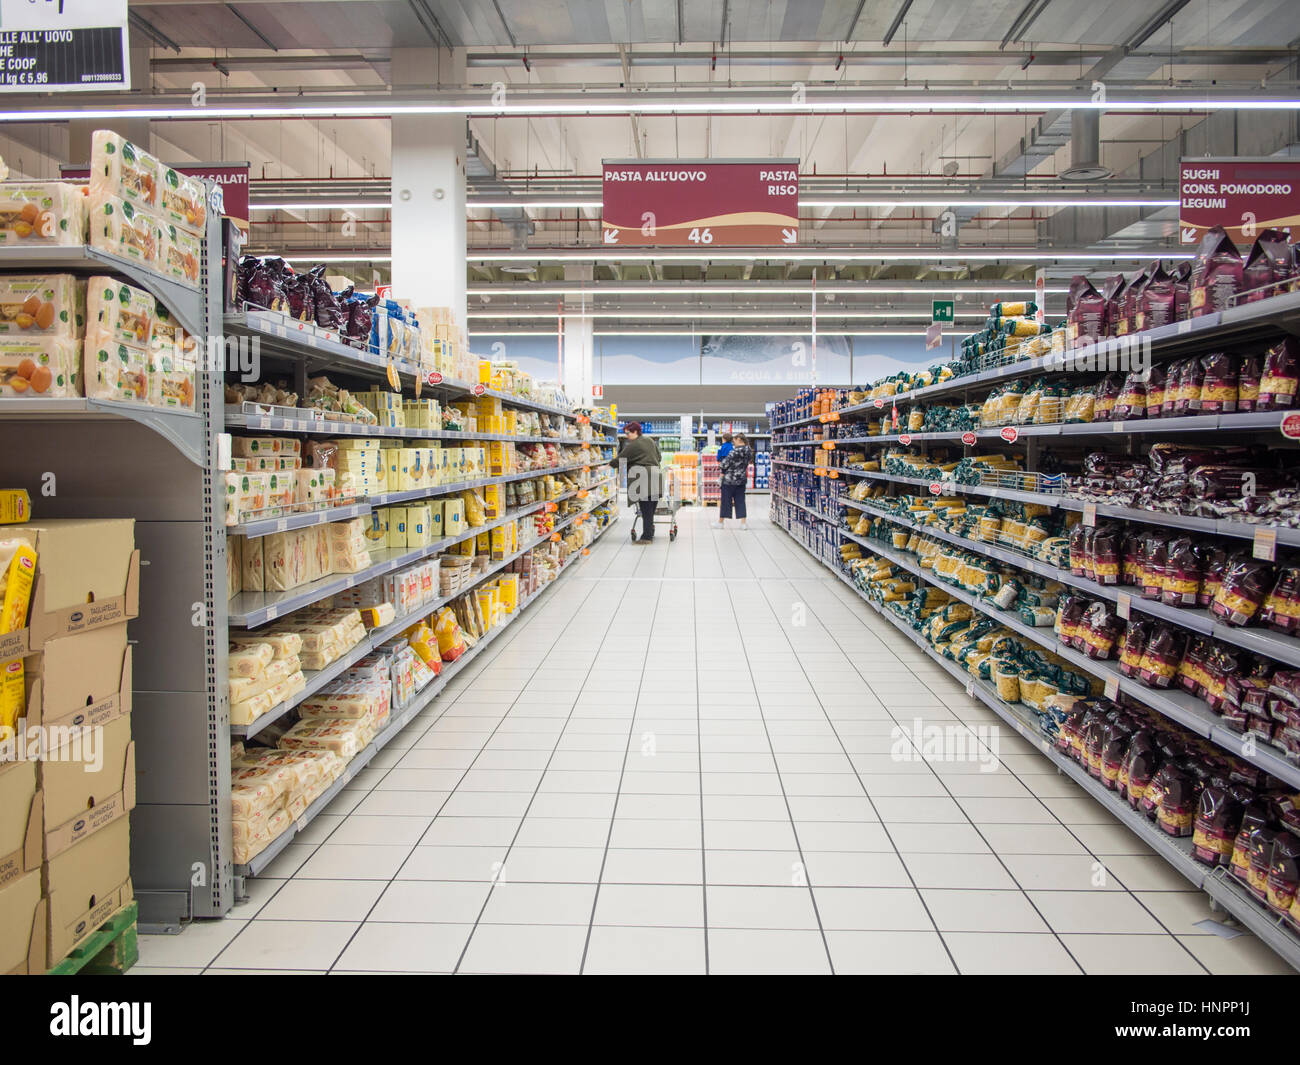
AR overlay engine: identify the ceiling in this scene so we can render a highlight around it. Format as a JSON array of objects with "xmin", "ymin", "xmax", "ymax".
[{"xmin": 0, "ymin": 0, "xmax": 1296, "ymax": 335}]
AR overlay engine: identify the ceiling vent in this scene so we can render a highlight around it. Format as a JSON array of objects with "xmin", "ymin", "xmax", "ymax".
[{"xmin": 1062, "ymin": 109, "xmax": 1112, "ymax": 181}]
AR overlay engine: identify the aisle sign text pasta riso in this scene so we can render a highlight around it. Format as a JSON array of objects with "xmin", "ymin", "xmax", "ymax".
[
  {"xmin": 1179, "ymin": 157, "xmax": 1300, "ymax": 245},
  {"xmin": 601, "ymin": 159, "xmax": 799, "ymax": 247},
  {"xmin": 0, "ymin": 0, "xmax": 129, "ymax": 92}
]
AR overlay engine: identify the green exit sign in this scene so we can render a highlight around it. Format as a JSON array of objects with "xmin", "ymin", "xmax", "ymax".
[{"xmin": 932, "ymin": 300, "xmax": 954, "ymax": 323}]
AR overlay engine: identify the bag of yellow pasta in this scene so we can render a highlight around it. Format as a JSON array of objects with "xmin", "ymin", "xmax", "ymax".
[
  {"xmin": 461, "ymin": 489, "xmax": 487, "ymax": 527},
  {"xmin": 433, "ymin": 606, "xmax": 467, "ymax": 662}
]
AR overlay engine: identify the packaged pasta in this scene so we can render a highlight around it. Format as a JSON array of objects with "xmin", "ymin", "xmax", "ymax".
[
  {"xmin": 1198, "ymin": 352, "xmax": 1238, "ymax": 414},
  {"xmin": 0, "ymin": 336, "xmax": 81, "ymax": 397},
  {"xmin": 0, "ymin": 274, "xmax": 85, "ymax": 336},
  {"xmin": 1156, "ymin": 770, "xmax": 1198, "ymax": 837},
  {"xmin": 1192, "ymin": 787, "xmax": 1245, "ymax": 866},
  {"xmin": 90, "ymin": 130, "xmax": 161, "ymax": 209},
  {"xmin": 157, "ymin": 222, "xmax": 202, "ymax": 288},
  {"xmin": 84, "ymin": 337, "xmax": 148, "ymax": 402},
  {"xmin": 1211, "ymin": 556, "xmax": 1272, "ymax": 626},
  {"xmin": 1263, "ymin": 565, "xmax": 1300, "ymax": 635},
  {"xmin": 1258, "ymin": 337, "xmax": 1299, "ymax": 410},
  {"xmin": 1160, "ymin": 537, "xmax": 1201, "ymax": 607},
  {"xmin": 1136, "ymin": 623, "xmax": 1186, "ymax": 689},
  {"xmin": 157, "ymin": 166, "xmax": 208, "ymax": 234},
  {"xmin": 87, "ymin": 276, "xmax": 155, "ymax": 348},
  {"xmin": 1238, "ymin": 354, "xmax": 1263, "ymax": 412},
  {"xmin": 88, "ymin": 194, "xmax": 160, "ymax": 265},
  {"xmin": 1118, "ymin": 619, "xmax": 1151, "ymax": 678},
  {"xmin": 0, "ymin": 181, "xmax": 87, "ymax": 245}
]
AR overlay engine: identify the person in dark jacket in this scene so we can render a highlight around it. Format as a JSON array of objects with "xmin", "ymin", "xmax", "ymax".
[
  {"xmin": 714, "ymin": 433, "xmax": 754, "ymax": 530},
  {"xmin": 620, "ymin": 422, "xmax": 662, "ymax": 544}
]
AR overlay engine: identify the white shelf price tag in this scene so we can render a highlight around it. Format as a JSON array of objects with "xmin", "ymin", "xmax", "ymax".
[
  {"xmin": 1083, "ymin": 503, "xmax": 1097, "ymax": 527},
  {"xmin": 1104, "ymin": 676, "xmax": 1119, "ymax": 700},
  {"xmin": 1253, "ymin": 527, "xmax": 1277, "ymax": 562},
  {"xmin": 1116, "ymin": 592, "xmax": 1131, "ymax": 621},
  {"xmin": 217, "ymin": 433, "xmax": 232, "ymax": 471}
]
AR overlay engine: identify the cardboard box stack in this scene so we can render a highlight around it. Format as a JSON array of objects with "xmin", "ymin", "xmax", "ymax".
[{"xmin": 0, "ymin": 518, "xmax": 139, "ymax": 972}]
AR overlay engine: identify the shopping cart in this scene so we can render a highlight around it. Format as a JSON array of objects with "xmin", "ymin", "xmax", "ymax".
[{"xmin": 622, "ymin": 459, "xmax": 680, "ymax": 542}]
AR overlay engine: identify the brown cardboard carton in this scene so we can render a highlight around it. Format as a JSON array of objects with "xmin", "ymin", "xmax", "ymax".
[
  {"xmin": 44, "ymin": 815, "xmax": 131, "ymax": 967},
  {"xmin": 22, "ymin": 622, "xmax": 132, "ymax": 732},
  {"xmin": 0, "ymin": 758, "xmax": 40, "ymax": 886},
  {"xmin": 0, "ymin": 870, "xmax": 45, "ymax": 973},
  {"xmin": 38, "ymin": 713, "xmax": 135, "ymax": 859},
  {"xmin": 0, "ymin": 517, "xmax": 139, "ymax": 664}
]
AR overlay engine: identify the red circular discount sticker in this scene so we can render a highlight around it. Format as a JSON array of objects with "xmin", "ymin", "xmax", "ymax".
[
  {"xmin": 928, "ymin": 482, "xmax": 942, "ymax": 495},
  {"xmin": 472, "ymin": 384, "xmax": 486, "ymax": 396},
  {"xmin": 961, "ymin": 431, "xmax": 977, "ymax": 446},
  {"xmin": 873, "ymin": 398, "xmax": 884, "ymax": 409},
  {"xmin": 426, "ymin": 371, "xmax": 443, "ymax": 385},
  {"xmin": 1000, "ymin": 426, "xmax": 1019, "ymax": 443},
  {"xmin": 899, "ymin": 434, "xmax": 912, "ymax": 445},
  {"xmin": 1282, "ymin": 412, "xmax": 1300, "ymax": 440}
]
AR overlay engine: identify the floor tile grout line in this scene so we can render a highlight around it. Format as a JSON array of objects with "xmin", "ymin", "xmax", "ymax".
[
  {"xmin": 768, "ymin": 517, "xmax": 1211, "ymax": 972},
  {"xmin": 320, "ymin": 540, "xmax": 619, "ymax": 974},
  {"xmin": 693, "ymin": 567, "xmax": 710, "ymax": 974},
  {"xmin": 446, "ymin": 533, "xmax": 637, "ymax": 974},
  {"xmin": 720, "ymin": 570, "xmax": 837, "ymax": 974},
  {"xmin": 577, "ymin": 550, "xmax": 667, "ymax": 974}
]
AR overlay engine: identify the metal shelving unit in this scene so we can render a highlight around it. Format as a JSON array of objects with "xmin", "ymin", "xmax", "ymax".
[
  {"xmin": 773, "ymin": 520, "xmax": 1300, "ymax": 972},
  {"xmin": 0, "ymin": 209, "xmax": 617, "ymax": 927}
]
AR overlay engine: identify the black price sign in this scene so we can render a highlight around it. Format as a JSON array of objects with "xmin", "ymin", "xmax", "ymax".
[{"xmin": 0, "ymin": 0, "xmax": 129, "ymax": 93}]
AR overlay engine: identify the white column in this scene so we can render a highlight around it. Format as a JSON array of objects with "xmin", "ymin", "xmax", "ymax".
[
  {"xmin": 561, "ymin": 266, "xmax": 594, "ymax": 404},
  {"xmin": 390, "ymin": 49, "xmax": 466, "ymax": 327}
]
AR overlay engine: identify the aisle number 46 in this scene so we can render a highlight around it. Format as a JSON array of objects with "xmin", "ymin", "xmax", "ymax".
[{"xmin": 687, "ymin": 227, "xmax": 713, "ymax": 244}]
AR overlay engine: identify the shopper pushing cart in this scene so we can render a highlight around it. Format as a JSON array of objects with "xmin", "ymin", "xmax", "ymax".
[{"xmin": 619, "ymin": 421, "xmax": 676, "ymax": 544}]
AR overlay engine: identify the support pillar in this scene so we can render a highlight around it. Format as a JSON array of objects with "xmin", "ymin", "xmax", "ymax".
[
  {"xmin": 390, "ymin": 48, "xmax": 466, "ymax": 326},
  {"xmin": 562, "ymin": 266, "xmax": 594, "ymax": 404}
]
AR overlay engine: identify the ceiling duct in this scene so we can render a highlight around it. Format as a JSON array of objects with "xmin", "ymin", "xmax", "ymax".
[{"xmin": 1062, "ymin": 109, "xmax": 1112, "ymax": 181}]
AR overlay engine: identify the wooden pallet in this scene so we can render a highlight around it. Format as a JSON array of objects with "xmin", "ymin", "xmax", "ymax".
[{"xmin": 48, "ymin": 902, "xmax": 139, "ymax": 975}]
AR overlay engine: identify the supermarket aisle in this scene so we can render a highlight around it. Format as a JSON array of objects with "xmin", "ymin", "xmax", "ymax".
[{"xmin": 137, "ymin": 506, "xmax": 1291, "ymax": 974}]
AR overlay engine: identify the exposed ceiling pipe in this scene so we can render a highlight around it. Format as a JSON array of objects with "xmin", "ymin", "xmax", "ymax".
[{"xmin": 1062, "ymin": 109, "xmax": 1113, "ymax": 180}]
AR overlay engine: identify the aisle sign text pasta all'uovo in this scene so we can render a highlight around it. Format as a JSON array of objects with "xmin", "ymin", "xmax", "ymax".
[{"xmin": 601, "ymin": 159, "xmax": 798, "ymax": 247}]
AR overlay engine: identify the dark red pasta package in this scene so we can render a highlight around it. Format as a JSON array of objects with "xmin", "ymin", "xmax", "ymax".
[
  {"xmin": 1122, "ymin": 533, "xmax": 1144, "ymax": 586},
  {"xmin": 1263, "ymin": 564, "xmax": 1300, "ymax": 635},
  {"xmin": 1124, "ymin": 739, "xmax": 1160, "ymax": 810},
  {"xmin": 1177, "ymin": 635, "xmax": 1212, "ymax": 696},
  {"xmin": 1258, "ymin": 336, "xmax": 1299, "ymax": 410},
  {"xmin": 1157, "ymin": 769, "xmax": 1199, "ymax": 837},
  {"xmin": 1137, "ymin": 261, "xmax": 1176, "ymax": 331},
  {"xmin": 1266, "ymin": 832, "xmax": 1300, "ymax": 916},
  {"xmin": 1081, "ymin": 600, "xmax": 1125, "ymax": 660},
  {"xmin": 1238, "ymin": 354, "xmax": 1263, "ymax": 412},
  {"xmin": 282, "ymin": 270, "xmax": 314, "ymax": 322},
  {"xmin": 308, "ymin": 266, "xmax": 345, "ymax": 332},
  {"xmin": 1066, "ymin": 275, "xmax": 1106, "ymax": 346},
  {"xmin": 1084, "ymin": 717, "xmax": 1107, "ymax": 778},
  {"xmin": 1143, "ymin": 364, "xmax": 1167, "ymax": 417},
  {"xmin": 1173, "ymin": 357, "xmax": 1205, "ymax": 414},
  {"xmin": 1118, "ymin": 730, "xmax": 1153, "ymax": 800},
  {"xmin": 1118, "ymin": 618, "xmax": 1152, "ymax": 678},
  {"xmin": 1118, "ymin": 266, "xmax": 1148, "ymax": 336},
  {"xmin": 1138, "ymin": 532, "xmax": 1169, "ymax": 600},
  {"xmin": 1054, "ymin": 594, "xmax": 1089, "ymax": 650},
  {"xmin": 1160, "ymin": 358, "xmax": 1185, "ymax": 417},
  {"xmin": 1247, "ymin": 826, "xmax": 1278, "ymax": 901},
  {"xmin": 1113, "ymin": 370, "xmax": 1147, "ymax": 420},
  {"xmin": 1172, "ymin": 260, "xmax": 1192, "ymax": 320},
  {"xmin": 1202, "ymin": 641, "xmax": 1244, "ymax": 709},
  {"xmin": 1190, "ymin": 225, "xmax": 1244, "ymax": 317},
  {"xmin": 1197, "ymin": 542, "xmax": 1230, "ymax": 607},
  {"xmin": 1137, "ymin": 623, "xmax": 1187, "ymax": 690},
  {"xmin": 1230, "ymin": 803, "xmax": 1271, "ymax": 884},
  {"xmin": 1102, "ymin": 274, "xmax": 1127, "ymax": 337},
  {"xmin": 1193, "ymin": 786, "xmax": 1244, "ymax": 865},
  {"xmin": 1069, "ymin": 523, "xmax": 1091, "ymax": 579},
  {"xmin": 1197, "ymin": 352, "xmax": 1238, "ymax": 414},
  {"xmin": 1101, "ymin": 725, "xmax": 1130, "ymax": 791},
  {"xmin": 1243, "ymin": 229, "xmax": 1296, "ymax": 303},
  {"xmin": 1161, "ymin": 536, "xmax": 1201, "ymax": 606},
  {"xmin": 1212, "ymin": 555, "xmax": 1274, "ymax": 626},
  {"xmin": 1091, "ymin": 525, "xmax": 1122, "ymax": 585},
  {"xmin": 1141, "ymin": 762, "xmax": 1177, "ymax": 820},
  {"xmin": 1093, "ymin": 374, "xmax": 1123, "ymax": 421}
]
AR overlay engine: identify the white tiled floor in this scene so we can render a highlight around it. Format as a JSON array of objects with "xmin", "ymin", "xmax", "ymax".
[{"xmin": 138, "ymin": 505, "xmax": 1291, "ymax": 975}]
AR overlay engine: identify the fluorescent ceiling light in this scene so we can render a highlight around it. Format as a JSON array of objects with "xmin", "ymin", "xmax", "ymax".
[
  {"xmin": 280, "ymin": 254, "xmax": 393, "ymax": 263},
  {"xmin": 1, "ymin": 97, "xmax": 1296, "ymax": 123},
  {"xmin": 468, "ymin": 310, "xmax": 987, "ymax": 320},
  {"xmin": 251, "ymin": 202, "xmax": 388, "ymax": 212},
  {"xmin": 799, "ymin": 199, "xmax": 1179, "ymax": 209},
  {"xmin": 265, "ymin": 199, "xmax": 1175, "ymax": 214},
  {"xmin": 591, "ymin": 330, "xmax": 930, "ymax": 337},
  {"xmin": 468, "ymin": 285, "xmax": 1068, "ymax": 296},
  {"xmin": 468, "ymin": 250, "xmax": 1192, "ymax": 264}
]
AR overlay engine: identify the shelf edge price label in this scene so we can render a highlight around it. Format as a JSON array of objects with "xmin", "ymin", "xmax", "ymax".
[
  {"xmin": 1082, "ymin": 503, "xmax": 1097, "ymax": 528},
  {"xmin": 1253, "ymin": 526, "xmax": 1277, "ymax": 562},
  {"xmin": 1281, "ymin": 412, "xmax": 1300, "ymax": 441},
  {"xmin": 961, "ymin": 431, "xmax": 977, "ymax": 446},
  {"xmin": 1000, "ymin": 425, "xmax": 1019, "ymax": 443},
  {"xmin": 1116, "ymin": 592, "xmax": 1131, "ymax": 621},
  {"xmin": 1104, "ymin": 676, "xmax": 1119, "ymax": 701}
]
